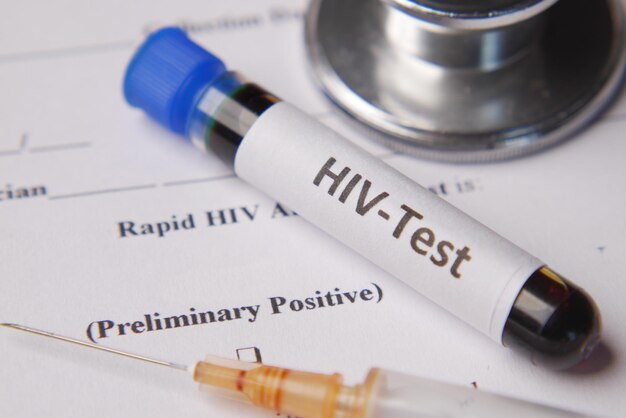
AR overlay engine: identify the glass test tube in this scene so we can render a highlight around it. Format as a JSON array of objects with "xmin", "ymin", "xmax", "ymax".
[{"xmin": 124, "ymin": 28, "xmax": 600, "ymax": 369}]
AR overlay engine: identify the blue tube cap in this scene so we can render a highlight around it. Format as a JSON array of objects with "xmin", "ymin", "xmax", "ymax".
[{"xmin": 124, "ymin": 27, "xmax": 226, "ymax": 135}]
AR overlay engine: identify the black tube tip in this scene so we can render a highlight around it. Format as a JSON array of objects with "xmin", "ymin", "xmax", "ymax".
[{"xmin": 503, "ymin": 267, "xmax": 601, "ymax": 370}]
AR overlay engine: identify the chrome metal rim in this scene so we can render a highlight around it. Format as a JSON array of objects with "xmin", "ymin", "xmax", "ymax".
[{"xmin": 305, "ymin": 0, "xmax": 626, "ymax": 162}]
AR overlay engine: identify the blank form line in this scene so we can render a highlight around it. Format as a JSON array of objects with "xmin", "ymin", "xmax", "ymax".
[
  {"xmin": 30, "ymin": 142, "xmax": 92, "ymax": 153},
  {"xmin": 1, "ymin": 136, "xmax": 91, "ymax": 157},
  {"xmin": 49, "ymin": 184, "xmax": 157, "ymax": 201},
  {"xmin": 0, "ymin": 133, "xmax": 28, "ymax": 157},
  {"xmin": 0, "ymin": 148, "xmax": 21, "ymax": 157},
  {"xmin": 162, "ymin": 174, "xmax": 236, "ymax": 187},
  {"xmin": 0, "ymin": 40, "xmax": 135, "ymax": 64}
]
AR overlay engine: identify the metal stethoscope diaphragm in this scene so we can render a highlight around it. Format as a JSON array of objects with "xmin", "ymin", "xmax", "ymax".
[{"xmin": 306, "ymin": 0, "xmax": 626, "ymax": 162}]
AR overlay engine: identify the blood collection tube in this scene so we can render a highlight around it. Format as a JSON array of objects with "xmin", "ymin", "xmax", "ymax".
[{"xmin": 123, "ymin": 28, "xmax": 600, "ymax": 369}]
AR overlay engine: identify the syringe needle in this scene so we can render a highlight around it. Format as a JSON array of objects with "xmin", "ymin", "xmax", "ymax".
[{"xmin": 0, "ymin": 323, "xmax": 189, "ymax": 372}]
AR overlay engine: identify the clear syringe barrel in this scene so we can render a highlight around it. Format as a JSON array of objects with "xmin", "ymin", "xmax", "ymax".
[{"xmin": 367, "ymin": 368, "xmax": 589, "ymax": 418}]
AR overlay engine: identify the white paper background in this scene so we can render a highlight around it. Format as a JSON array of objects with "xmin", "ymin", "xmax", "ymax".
[{"xmin": 1, "ymin": 1, "xmax": 625, "ymax": 417}]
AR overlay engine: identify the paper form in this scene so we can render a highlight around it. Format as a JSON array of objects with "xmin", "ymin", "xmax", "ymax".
[{"xmin": 1, "ymin": 0, "xmax": 625, "ymax": 417}]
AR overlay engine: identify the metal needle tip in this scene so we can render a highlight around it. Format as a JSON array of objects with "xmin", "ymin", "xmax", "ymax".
[{"xmin": 1, "ymin": 322, "xmax": 189, "ymax": 372}]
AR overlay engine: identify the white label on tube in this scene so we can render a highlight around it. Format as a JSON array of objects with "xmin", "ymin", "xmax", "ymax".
[{"xmin": 234, "ymin": 102, "xmax": 543, "ymax": 342}]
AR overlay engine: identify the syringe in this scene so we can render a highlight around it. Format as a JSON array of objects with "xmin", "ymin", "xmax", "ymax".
[{"xmin": 1, "ymin": 323, "xmax": 590, "ymax": 418}]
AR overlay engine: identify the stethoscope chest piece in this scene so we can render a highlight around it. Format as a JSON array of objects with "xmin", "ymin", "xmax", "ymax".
[{"xmin": 306, "ymin": 0, "xmax": 626, "ymax": 161}]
